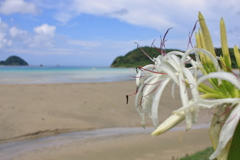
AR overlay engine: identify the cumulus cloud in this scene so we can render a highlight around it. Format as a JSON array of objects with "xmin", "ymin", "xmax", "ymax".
[
  {"xmin": 0, "ymin": 33, "xmax": 12, "ymax": 48},
  {"xmin": 8, "ymin": 26, "xmax": 31, "ymax": 46},
  {"xmin": 9, "ymin": 26, "xmax": 27, "ymax": 38},
  {"xmin": 0, "ymin": 19, "xmax": 11, "ymax": 48},
  {"xmin": 30, "ymin": 24, "xmax": 56, "ymax": 48},
  {"xmin": 33, "ymin": 24, "xmax": 56, "ymax": 37},
  {"xmin": 0, "ymin": 18, "xmax": 58, "ymax": 51},
  {"xmin": 0, "ymin": 0, "xmax": 38, "ymax": 15}
]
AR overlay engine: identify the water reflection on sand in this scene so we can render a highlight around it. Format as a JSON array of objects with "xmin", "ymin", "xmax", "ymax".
[{"xmin": 0, "ymin": 124, "xmax": 209, "ymax": 160}]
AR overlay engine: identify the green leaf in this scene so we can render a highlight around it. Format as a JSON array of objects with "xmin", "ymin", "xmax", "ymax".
[{"xmin": 227, "ymin": 121, "xmax": 240, "ymax": 160}]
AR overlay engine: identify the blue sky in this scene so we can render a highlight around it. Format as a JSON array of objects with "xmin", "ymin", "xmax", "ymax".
[{"xmin": 0, "ymin": 0, "xmax": 239, "ymax": 66}]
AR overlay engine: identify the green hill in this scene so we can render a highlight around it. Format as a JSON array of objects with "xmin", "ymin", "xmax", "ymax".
[
  {"xmin": 0, "ymin": 56, "xmax": 28, "ymax": 66},
  {"xmin": 111, "ymin": 47, "xmax": 183, "ymax": 67},
  {"xmin": 111, "ymin": 47, "xmax": 239, "ymax": 68}
]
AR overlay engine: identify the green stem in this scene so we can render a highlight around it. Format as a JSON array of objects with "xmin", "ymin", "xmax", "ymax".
[
  {"xmin": 198, "ymin": 83, "xmax": 224, "ymax": 95},
  {"xmin": 200, "ymin": 93, "xmax": 227, "ymax": 99}
]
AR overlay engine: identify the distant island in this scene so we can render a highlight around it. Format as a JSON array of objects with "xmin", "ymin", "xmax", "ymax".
[
  {"xmin": 0, "ymin": 56, "xmax": 28, "ymax": 66},
  {"xmin": 111, "ymin": 47, "xmax": 238, "ymax": 68}
]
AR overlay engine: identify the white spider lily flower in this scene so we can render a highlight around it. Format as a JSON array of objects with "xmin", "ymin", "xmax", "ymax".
[
  {"xmin": 134, "ymin": 47, "xmax": 240, "ymax": 159},
  {"xmin": 135, "ymin": 48, "xmax": 219, "ymax": 128},
  {"xmin": 135, "ymin": 49, "xmax": 199, "ymax": 128},
  {"xmin": 133, "ymin": 12, "xmax": 240, "ymax": 160}
]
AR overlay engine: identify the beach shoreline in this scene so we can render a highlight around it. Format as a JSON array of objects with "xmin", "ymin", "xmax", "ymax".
[
  {"xmin": 0, "ymin": 81, "xmax": 212, "ymax": 160},
  {"xmin": 0, "ymin": 81, "xmax": 138, "ymax": 141},
  {"xmin": 0, "ymin": 81, "xmax": 212, "ymax": 142},
  {"xmin": 0, "ymin": 66, "xmax": 135, "ymax": 84}
]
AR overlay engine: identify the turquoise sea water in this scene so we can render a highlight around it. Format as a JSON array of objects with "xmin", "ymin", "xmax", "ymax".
[{"xmin": 0, "ymin": 66, "xmax": 135, "ymax": 84}]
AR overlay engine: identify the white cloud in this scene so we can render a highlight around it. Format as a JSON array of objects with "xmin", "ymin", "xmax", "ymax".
[
  {"xmin": 8, "ymin": 26, "xmax": 31, "ymax": 45},
  {"xmin": 30, "ymin": 24, "xmax": 56, "ymax": 48},
  {"xmin": 0, "ymin": 0, "xmax": 38, "ymax": 15},
  {"xmin": 51, "ymin": 0, "xmax": 211, "ymax": 31},
  {"xmin": 0, "ymin": 33, "xmax": 12, "ymax": 48},
  {"xmin": 0, "ymin": 18, "xmax": 8, "ymax": 31},
  {"xmin": 33, "ymin": 24, "xmax": 56, "ymax": 37},
  {"xmin": 47, "ymin": 0, "xmax": 240, "ymax": 49},
  {"xmin": 1, "ymin": 0, "xmax": 240, "ymax": 58},
  {"xmin": 53, "ymin": 12, "xmax": 74, "ymax": 24},
  {"xmin": 0, "ymin": 19, "xmax": 11, "ymax": 48},
  {"xmin": 9, "ymin": 26, "xmax": 27, "ymax": 38},
  {"xmin": 0, "ymin": 19, "xmax": 59, "ymax": 52}
]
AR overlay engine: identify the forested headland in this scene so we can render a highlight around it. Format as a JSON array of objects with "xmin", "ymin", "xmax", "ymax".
[{"xmin": 111, "ymin": 47, "xmax": 239, "ymax": 68}]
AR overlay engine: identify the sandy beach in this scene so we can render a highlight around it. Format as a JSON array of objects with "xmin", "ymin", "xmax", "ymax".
[{"xmin": 0, "ymin": 81, "xmax": 213, "ymax": 159}]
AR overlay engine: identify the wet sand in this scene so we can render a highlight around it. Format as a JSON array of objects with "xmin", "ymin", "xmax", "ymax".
[
  {"xmin": 0, "ymin": 81, "xmax": 213, "ymax": 159},
  {"xmin": 2, "ymin": 128, "xmax": 211, "ymax": 160}
]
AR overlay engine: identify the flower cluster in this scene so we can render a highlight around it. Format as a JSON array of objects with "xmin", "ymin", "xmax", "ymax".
[{"xmin": 133, "ymin": 12, "xmax": 240, "ymax": 159}]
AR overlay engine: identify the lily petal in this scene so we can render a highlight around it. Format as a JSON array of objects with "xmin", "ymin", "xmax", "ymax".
[
  {"xmin": 151, "ymin": 78, "xmax": 171, "ymax": 127},
  {"xmin": 151, "ymin": 111, "xmax": 185, "ymax": 136},
  {"xmin": 142, "ymin": 76, "xmax": 160, "ymax": 119},
  {"xmin": 136, "ymin": 64, "xmax": 154, "ymax": 86},
  {"xmin": 159, "ymin": 64, "xmax": 179, "ymax": 85},
  {"xmin": 197, "ymin": 72, "xmax": 240, "ymax": 90},
  {"xmin": 181, "ymin": 48, "xmax": 219, "ymax": 70},
  {"xmin": 173, "ymin": 98, "xmax": 240, "ymax": 114},
  {"xmin": 209, "ymin": 103, "xmax": 240, "ymax": 159}
]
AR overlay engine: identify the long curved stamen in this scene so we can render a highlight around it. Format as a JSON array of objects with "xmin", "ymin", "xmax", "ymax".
[
  {"xmin": 160, "ymin": 28, "xmax": 172, "ymax": 55},
  {"xmin": 135, "ymin": 42, "xmax": 154, "ymax": 61},
  {"xmin": 142, "ymin": 85, "xmax": 160, "ymax": 97},
  {"xmin": 137, "ymin": 67, "xmax": 167, "ymax": 75},
  {"xmin": 187, "ymin": 20, "xmax": 199, "ymax": 49},
  {"xmin": 145, "ymin": 80, "xmax": 162, "ymax": 85}
]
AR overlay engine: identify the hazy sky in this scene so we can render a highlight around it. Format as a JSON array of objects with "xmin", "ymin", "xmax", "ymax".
[{"xmin": 0, "ymin": 0, "xmax": 239, "ymax": 66}]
